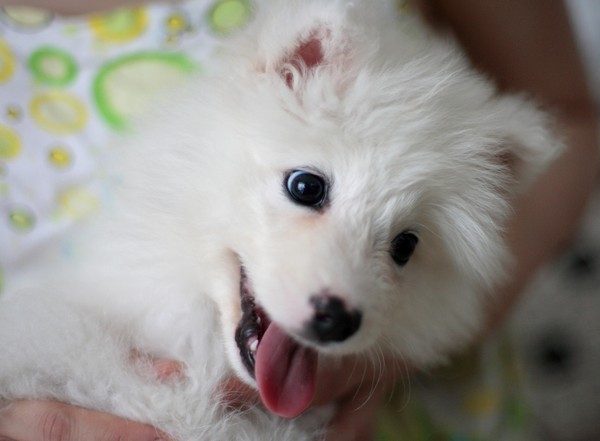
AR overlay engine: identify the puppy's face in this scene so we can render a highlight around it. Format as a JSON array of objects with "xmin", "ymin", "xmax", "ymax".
[{"xmin": 192, "ymin": 1, "xmax": 561, "ymax": 417}]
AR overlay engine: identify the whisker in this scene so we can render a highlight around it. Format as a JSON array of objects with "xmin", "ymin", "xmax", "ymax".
[{"xmin": 380, "ymin": 336, "xmax": 414, "ymax": 413}]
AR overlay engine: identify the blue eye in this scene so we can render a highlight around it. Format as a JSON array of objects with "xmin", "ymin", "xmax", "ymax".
[
  {"xmin": 285, "ymin": 170, "xmax": 328, "ymax": 208},
  {"xmin": 391, "ymin": 232, "xmax": 419, "ymax": 266}
]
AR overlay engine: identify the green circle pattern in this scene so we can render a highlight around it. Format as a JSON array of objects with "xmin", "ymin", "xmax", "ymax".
[
  {"xmin": 28, "ymin": 46, "xmax": 77, "ymax": 86},
  {"xmin": 207, "ymin": 0, "xmax": 252, "ymax": 34},
  {"xmin": 92, "ymin": 52, "xmax": 198, "ymax": 131}
]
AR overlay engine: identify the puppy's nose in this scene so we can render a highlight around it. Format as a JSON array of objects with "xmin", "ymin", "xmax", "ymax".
[{"xmin": 307, "ymin": 295, "xmax": 362, "ymax": 343}]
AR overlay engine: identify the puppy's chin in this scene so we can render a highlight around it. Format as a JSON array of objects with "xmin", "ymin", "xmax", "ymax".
[{"xmin": 225, "ymin": 336, "xmax": 257, "ymax": 386}]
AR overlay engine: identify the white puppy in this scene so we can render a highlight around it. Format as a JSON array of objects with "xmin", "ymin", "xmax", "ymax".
[{"xmin": 0, "ymin": 0, "xmax": 561, "ymax": 439}]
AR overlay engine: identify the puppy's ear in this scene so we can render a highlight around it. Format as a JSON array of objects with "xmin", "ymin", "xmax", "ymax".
[
  {"xmin": 248, "ymin": 2, "xmax": 362, "ymax": 92},
  {"xmin": 266, "ymin": 25, "xmax": 353, "ymax": 94},
  {"xmin": 492, "ymin": 95, "xmax": 564, "ymax": 190},
  {"xmin": 278, "ymin": 33, "xmax": 326, "ymax": 89}
]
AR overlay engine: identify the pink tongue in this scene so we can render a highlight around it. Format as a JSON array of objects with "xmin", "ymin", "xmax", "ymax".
[{"xmin": 255, "ymin": 323, "xmax": 318, "ymax": 418}]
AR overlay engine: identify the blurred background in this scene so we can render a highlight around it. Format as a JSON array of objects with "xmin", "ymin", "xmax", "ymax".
[{"xmin": 509, "ymin": 1, "xmax": 600, "ymax": 440}]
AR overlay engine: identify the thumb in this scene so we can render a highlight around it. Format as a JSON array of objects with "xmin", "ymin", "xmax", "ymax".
[{"xmin": 0, "ymin": 400, "xmax": 167, "ymax": 441}]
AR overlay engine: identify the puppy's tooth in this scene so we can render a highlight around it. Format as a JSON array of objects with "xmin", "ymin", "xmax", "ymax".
[{"xmin": 249, "ymin": 339, "xmax": 258, "ymax": 353}]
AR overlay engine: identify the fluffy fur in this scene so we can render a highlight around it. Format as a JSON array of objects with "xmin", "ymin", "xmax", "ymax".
[{"xmin": 0, "ymin": 0, "xmax": 561, "ymax": 439}]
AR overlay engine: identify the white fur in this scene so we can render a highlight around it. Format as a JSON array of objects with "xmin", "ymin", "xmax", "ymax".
[{"xmin": 0, "ymin": 1, "xmax": 561, "ymax": 439}]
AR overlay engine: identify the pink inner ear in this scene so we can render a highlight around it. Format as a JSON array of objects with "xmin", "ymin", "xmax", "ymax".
[
  {"xmin": 283, "ymin": 37, "xmax": 324, "ymax": 88},
  {"xmin": 295, "ymin": 38, "xmax": 324, "ymax": 68}
]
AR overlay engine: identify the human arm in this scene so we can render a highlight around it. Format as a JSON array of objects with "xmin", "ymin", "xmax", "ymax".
[{"xmin": 424, "ymin": 0, "xmax": 600, "ymax": 328}]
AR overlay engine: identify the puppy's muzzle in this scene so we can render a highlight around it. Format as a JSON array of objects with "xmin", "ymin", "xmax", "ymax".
[{"xmin": 306, "ymin": 294, "xmax": 362, "ymax": 344}]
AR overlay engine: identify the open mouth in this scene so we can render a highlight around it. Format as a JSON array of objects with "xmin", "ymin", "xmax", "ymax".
[
  {"xmin": 234, "ymin": 267, "xmax": 270, "ymax": 377},
  {"xmin": 233, "ymin": 265, "xmax": 319, "ymax": 418}
]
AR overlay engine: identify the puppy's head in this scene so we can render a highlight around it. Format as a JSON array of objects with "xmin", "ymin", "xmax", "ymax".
[{"xmin": 191, "ymin": 0, "xmax": 562, "ymax": 417}]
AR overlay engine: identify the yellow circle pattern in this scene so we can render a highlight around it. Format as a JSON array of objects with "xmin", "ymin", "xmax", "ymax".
[
  {"xmin": 0, "ymin": 124, "xmax": 21, "ymax": 159},
  {"xmin": 58, "ymin": 187, "xmax": 99, "ymax": 219},
  {"xmin": 5, "ymin": 105, "xmax": 22, "ymax": 122},
  {"xmin": 463, "ymin": 388, "xmax": 500, "ymax": 415},
  {"xmin": 89, "ymin": 7, "xmax": 148, "ymax": 43},
  {"xmin": 166, "ymin": 12, "xmax": 188, "ymax": 34},
  {"xmin": 0, "ymin": 39, "xmax": 15, "ymax": 83},
  {"xmin": 0, "ymin": 6, "xmax": 53, "ymax": 31},
  {"xmin": 30, "ymin": 90, "xmax": 88, "ymax": 135},
  {"xmin": 8, "ymin": 208, "xmax": 35, "ymax": 231},
  {"xmin": 48, "ymin": 146, "xmax": 72, "ymax": 169}
]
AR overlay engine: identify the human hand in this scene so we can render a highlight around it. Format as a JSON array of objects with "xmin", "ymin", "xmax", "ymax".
[
  {"xmin": 0, "ymin": 355, "xmax": 184, "ymax": 441},
  {"xmin": 0, "ymin": 400, "xmax": 169, "ymax": 441},
  {"xmin": 312, "ymin": 355, "xmax": 406, "ymax": 441},
  {"xmin": 0, "ymin": 354, "xmax": 403, "ymax": 441}
]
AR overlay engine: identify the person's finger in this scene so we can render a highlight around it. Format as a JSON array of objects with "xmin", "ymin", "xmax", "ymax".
[
  {"xmin": 214, "ymin": 378, "xmax": 261, "ymax": 411},
  {"xmin": 151, "ymin": 359, "xmax": 185, "ymax": 382},
  {"xmin": 0, "ymin": 400, "xmax": 167, "ymax": 441},
  {"xmin": 129, "ymin": 350, "xmax": 186, "ymax": 382},
  {"xmin": 323, "ymin": 381, "xmax": 389, "ymax": 441},
  {"xmin": 312, "ymin": 354, "xmax": 405, "ymax": 405},
  {"xmin": 312, "ymin": 355, "xmax": 409, "ymax": 441}
]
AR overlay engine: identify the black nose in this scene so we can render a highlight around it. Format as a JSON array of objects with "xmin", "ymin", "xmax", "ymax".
[{"xmin": 307, "ymin": 295, "xmax": 362, "ymax": 343}]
